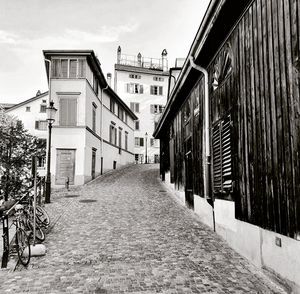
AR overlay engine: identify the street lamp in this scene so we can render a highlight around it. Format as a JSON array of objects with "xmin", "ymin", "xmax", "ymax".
[
  {"xmin": 45, "ymin": 101, "xmax": 57, "ymax": 203},
  {"xmin": 145, "ymin": 132, "xmax": 148, "ymax": 164}
]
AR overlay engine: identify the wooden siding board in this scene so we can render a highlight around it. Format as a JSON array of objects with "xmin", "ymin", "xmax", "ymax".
[
  {"xmin": 266, "ymin": 0, "xmax": 281, "ymax": 233},
  {"xmin": 261, "ymin": 0, "xmax": 275, "ymax": 229},
  {"xmin": 253, "ymin": 0, "xmax": 266, "ymax": 227},
  {"xmin": 291, "ymin": 0, "xmax": 300, "ymax": 238}
]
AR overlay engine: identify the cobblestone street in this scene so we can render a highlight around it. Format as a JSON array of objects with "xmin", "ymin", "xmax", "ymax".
[{"xmin": 0, "ymin": 164, "xmax": 286, "ymax": 293}]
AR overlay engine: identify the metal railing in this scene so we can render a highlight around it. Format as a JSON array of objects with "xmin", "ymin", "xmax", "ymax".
[{"xmin": 119, "ymin": 54, "xmax": 166, "ymax": 70}]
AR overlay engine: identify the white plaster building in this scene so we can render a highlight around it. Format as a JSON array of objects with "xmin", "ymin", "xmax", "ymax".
[
  {"xmin": 5, "ymin": 91, "xmax": 49, "ymax": 140},
  {"xmin": 43, "ymin": 50, "xmax": 137, "ymax": 186},
  {"xmin": 114, "ymin": 47, "xmax": 169, "ymax": 164}
]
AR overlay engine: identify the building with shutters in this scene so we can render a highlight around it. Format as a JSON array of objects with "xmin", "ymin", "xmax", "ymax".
[
  {"xmin": 43, "ymin": 50, "xmax": 137, "ymax": 186},
  {"xmin": 5, "ymin": 91, "xmax": 49, "ymax": 140},
  {"xmin": 153, "ymin": 0, "xmax": 300, "ymax": 291},
  {"xmin": 114, "ymin": 46, "xmax": 169, "ymax": 163}
]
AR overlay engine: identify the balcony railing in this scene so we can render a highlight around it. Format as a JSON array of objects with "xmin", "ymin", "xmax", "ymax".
[{"xmin": 118, "ymin": 54, "xmax": 166, "ymax": 70}]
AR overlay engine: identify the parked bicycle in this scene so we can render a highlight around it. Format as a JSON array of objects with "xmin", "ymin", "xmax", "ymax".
[{"xmin": 12, "ymin": 204, "xmax": 31, "ymax": 266}]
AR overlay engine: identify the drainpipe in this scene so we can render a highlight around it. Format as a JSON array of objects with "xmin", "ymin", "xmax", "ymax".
[
  {"xmin": 100, "ymin": 84, "xmax": 109, "ymax": 175},
  {"xmin": 189, "ymin": 56, "xmax": 215, "ymax": 232}
]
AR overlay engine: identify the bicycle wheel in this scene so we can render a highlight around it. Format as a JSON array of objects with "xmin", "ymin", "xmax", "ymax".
[
  {"xmin": 36, "ymin": 206, "xmax": 50, "ymax": 227},
  {"xmin": 27, "ymin": 219, "xmax": 45, "ymax": 242},
  {"xmin": 16, "ymin": 227, "xmax": 31, "ymax": 266}
]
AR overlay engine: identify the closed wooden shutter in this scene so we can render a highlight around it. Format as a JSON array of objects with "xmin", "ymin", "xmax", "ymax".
[
  {"xmin": 159, "ymin": 86, "xmax": 163, "ymax": 95},
  {"xmin": 52, "ymin": 59, "xmax": 60, "ymax": 78},
  {"xmin": 61, "ymin": 59, "xmax": 68, "ymax": 78},
  {"xmin": 135, "ymin": 103, "xmax": 139, "ymax": 112},
  {"xmin": 150, "ymin": 105, "xmax": 154, "ymax": 114},
  {"xmin": 59, "ymin": 98, "xmax": 68, "ymax": 126},
  {"xmin": 69, "ymin": 60, "xmax": 77, "ymax": 78},
  {"xmin": 35, "ymin": 121, "xmax": 39, "ymax": 129},
  {"xmin": 140, "ymin": 85, "xmax": 144, "ymax": 94},
  {"xmin": 150, "ymin": 86, "xmax": 154, "ymax": 95},
  {"xmin": 78, "ymin": 59, "xmax": 86, "ymax": 78},
  {"xmin": 212, "ymin": 114, "xmax": 232, "ymax": 195},
  {"xmin": 130, "ymin": 102, "xmax": 134, "ymax": 111},
  {"xmin": 140, "ymin": 138, "xmax": 144, "ymax": 146},
  {"xmin": 59, "ymin": 98, "xmax": 77, "ymax": 126}
]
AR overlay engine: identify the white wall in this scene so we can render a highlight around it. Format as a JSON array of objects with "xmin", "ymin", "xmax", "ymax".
[
  {"xmin": 6, "ymin": 93, "xmax": 48, "ymax": 139},
  {"xmin": 115, "ymin": 69, "xmax": 168, "ymax": 162}
]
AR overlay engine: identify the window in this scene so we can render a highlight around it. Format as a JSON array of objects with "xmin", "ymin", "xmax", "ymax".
[
  {"xmin": 125, "ymin": 113, "xmax": 128, "ymax": 124},
  {"xmin": 129, "ymin": 74, "xmax": 141, "ymax": 79},
  {"xmin": 26, "ymin": 106, "xmax": 30, "ymax": 112},
  {"xmin": 110, "ymin": 99, "xmax": 115, "ymax": 113},
  {"xmin": 42, "ymin": 100, "xmax": 47, "ymax": 103},
  {"xmin": 153, "ymin": 77, "xmax": 164, "ymax": 82},
  {"xmin": 130, "ymin": 102, "xmax": 140, "ymax": 113},
  {"xmin": 150, "ymin": 104, "xmax": 164, "ymax": 114},
  {"xmin": 52, "ymin": 58, "xmax": 86, "ymax": 79},
  {"xmin": 126, "ymin": 83, "xmax": 143, "ymax": 94},
  {"xmin": 135, "ymin": 137, "xmax": 144, "ymax": 147},
  {"xmin": 150, "ymin": 85, "xmax": 163, "ymax": 95},
  {"xmin": 135, "ymin": 120, "xmax": 140, "ymax": 130},
  {"xmin": 59, "ymin": 97, "xmax": 77, "ymax": 126},
  {"xmin": 125, "ymin": 132, "xmax": 128, "ymax": 150},
  {"xmin": 150, "ymin": 138, "xmax": 155, "ymax": 146},
  {"xmin": 35, "ymin": 120, "xmax": 47, "ymax": 130},
  {"xmin": 212, "ymin": 114, "xmax": 232, "ymax": 195},
  {"xmin": 154, "ymin": 121, "xmax": 158, "ymax": 130},
  {"xmin": 40, "ymin": 104, "xmax": 46, "ymax": 113},
  {"xmin": 92, "ymin": 103, "xmax": 97, "ymax": 132},
  {"xmin": 118, "ymin": 107, "xmax": 124, "ymax": 121},
  {"xmin": 69, "ymin": 59, "xmax": 77, "ymax": 78},
  {"xmin": 109, "ymin": 124, "xmax": 117, "ymax": 145},
  {"xmin": 118, "ymin": 129, "xmax": 122, "ymax": 149}
]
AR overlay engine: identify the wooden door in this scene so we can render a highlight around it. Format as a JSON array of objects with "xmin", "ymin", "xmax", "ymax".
[
  {"xmin": 91, "ymin": 150, "xmax": 96, "ymax": 180},
  {"xmin": 185, "ymin": 151, "xmax": 194, "ymax": 209},
  {"xmin": 55, "ymin": 149, "xmax": 75, "ymax": 185}
]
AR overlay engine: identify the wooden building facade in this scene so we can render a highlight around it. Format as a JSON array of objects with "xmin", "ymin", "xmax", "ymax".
[{"xmin": 154, "ymin": 0, "xmax": 300, "ymax": 289}]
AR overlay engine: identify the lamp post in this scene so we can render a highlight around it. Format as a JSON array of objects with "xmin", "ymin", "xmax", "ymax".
[
  {"xmin": 145, "ymin": 132, "xmax": 148, "ymax": 164},
  {"xmin": 45, "ymin": 101, "xmax": 57, "ymax": 203}
]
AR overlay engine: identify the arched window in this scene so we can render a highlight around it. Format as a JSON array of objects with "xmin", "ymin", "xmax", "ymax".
[{"xmin": 212, "ymin": 43, "xmax": 233, "ymax": 90}]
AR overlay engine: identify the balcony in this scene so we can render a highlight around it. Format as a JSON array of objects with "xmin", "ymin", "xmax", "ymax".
[{"xmin": 118, "ymin": 54, "xmax": 166, "ymax": 70}]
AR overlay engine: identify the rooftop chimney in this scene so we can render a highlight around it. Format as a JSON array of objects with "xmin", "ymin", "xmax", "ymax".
[
  {"xmin": 107, "ymin": 73, "xmax": 112, "ymax": 87},
  {"xmin": 117, "ymin": 46, "xmax": 121, "ymax": 64},
  {"xmin": 161, "ymin": 49, "xmax": 168, "ymax": 72},
  {"xmin": 36, "ymin": 90, "xmax": 41, "ymax": 96}
]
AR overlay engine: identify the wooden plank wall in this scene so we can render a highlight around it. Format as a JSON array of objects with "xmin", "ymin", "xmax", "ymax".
[{"xmin": 209, "ymin": 0, "xmax": 300, "ymax": 238}]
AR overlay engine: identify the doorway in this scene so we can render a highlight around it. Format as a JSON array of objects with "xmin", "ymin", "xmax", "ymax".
[
  {"xmin": 185, "ymin": 150, "xmax": 194, "ymax": 209},
  {"xmin": 55, "ymin": 149, "xmax": 76, "ymax": 185}
]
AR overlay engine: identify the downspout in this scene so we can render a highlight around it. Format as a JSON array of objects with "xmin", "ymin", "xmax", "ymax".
[
  {"xmin": 100, "ymin": 84, "xmax": 109, "ymax": 175},
  {"xmin": 189, "ymin": 56, "xmax": 215, "ymax": 232}
]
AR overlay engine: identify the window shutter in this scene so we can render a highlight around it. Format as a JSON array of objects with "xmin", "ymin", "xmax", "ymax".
[
  {"xmin": 222, "ymin": 115, "xmax": 232, "ymax": 190},
  {"xmin": 150, "ymin": 86, "xmax": 154, "ymax": 95},
  {"xmin": 78, "ymin": 59, "xmax": 86, "ymax": 78},
  {"xmin": 159, "ymin": 86, "xmax": 163, "ymax": 95},
  {"xmin": 61, "ymin": 59, "xmax": 68, "ymax": 78},
  {"xmin": 109, "ymin": 126, "xmax": 112, "ymax": 143},
  {"xmin": 136, "ymin": 103, "xmax": 139, "ymax": 113},
  {"xmin": 150, "ymin": 105, "xmax": 154, "ymax": 114},
  {"xmin": 68, "ymin": 98, "xmax": 77, "ymax": 126},
  {"xmin": 69, "ymin": 60, "xmax": 77, "ymax": 78},
  {"xmin": 52, "ymin": 59, "xmax": 60, "ymax": 78},
  {"xmin": 212, "ymin": 122, "xmax": 222, "ymax": 193},
  {"xmin": 59, "ymin": 98, "xmax": 68, "ymax": 126},
  {"xmin": 140, "ymin": 138, "xmax": 144, "ymax": 146},
  {"xmin": 212, "ymin": 115, "xmax": 232, "ymax": 194},
  {"xmin": 35, "ymin": 121, "xmax": 39, "ymax": 129},
  {"xmin": 130, "ymin": 102, "xmax": 134, "ymax": 111},
  {"xmin": 140, "ymin": 85, "xmax": 144, "ymax": 94}
]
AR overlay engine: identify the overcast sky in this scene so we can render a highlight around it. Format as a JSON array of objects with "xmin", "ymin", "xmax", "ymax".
[{"xmin": 0, "ymin": 0, "xmax": 210, "ymax": 104}]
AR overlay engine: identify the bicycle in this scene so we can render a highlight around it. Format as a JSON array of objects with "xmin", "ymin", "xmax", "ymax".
[{"xmin": 13, "ymin": 204, "xmax": 31, "ymax": 266}]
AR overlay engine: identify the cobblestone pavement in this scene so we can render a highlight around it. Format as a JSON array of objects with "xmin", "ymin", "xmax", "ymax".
[{"xmin": 0, "ymin": 164, "xmax": 287, "ymax": 293}]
